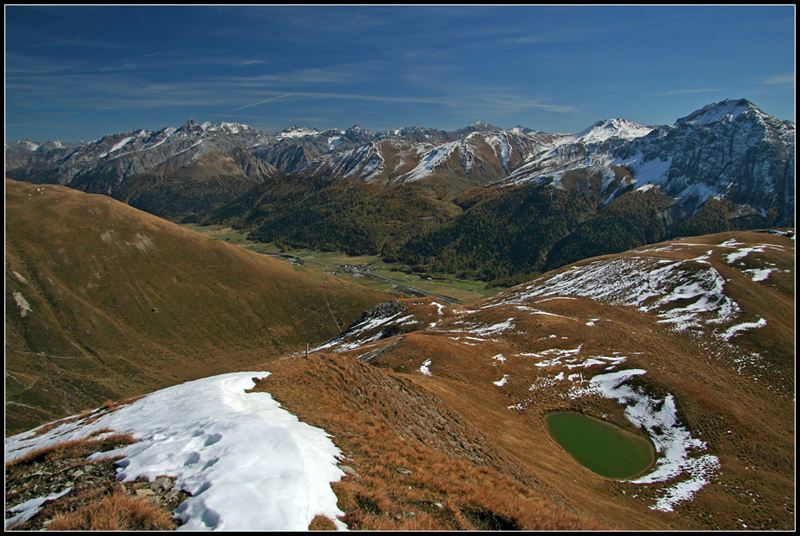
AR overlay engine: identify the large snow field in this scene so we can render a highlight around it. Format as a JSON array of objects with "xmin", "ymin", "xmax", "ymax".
[{"xmin": 5, "ymin": 372, "xmax": 347, "ymax": 531}]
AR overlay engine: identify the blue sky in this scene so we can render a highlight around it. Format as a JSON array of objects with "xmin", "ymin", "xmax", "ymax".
[{"xmin": 5, "ymin": 5, "xmax": 795, "ymax": 142}]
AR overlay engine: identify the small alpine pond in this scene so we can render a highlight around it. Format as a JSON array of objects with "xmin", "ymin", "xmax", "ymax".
[{"xmin": 545, "ymin": 411, "xmax": 655, "ymax": 480}]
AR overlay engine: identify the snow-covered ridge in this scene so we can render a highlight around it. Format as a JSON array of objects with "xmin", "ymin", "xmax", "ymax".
[
  {"xmin": 677, "ymin": 98, "xmax": 757, "ymax": 127},
  {"xmin": 4, "ymin": 372, "xmax": 347, "ymax": 531},
  {"xmin": 277, "ymin": 125, "xmax": 322, "ymax": 138},
  {"xmin": 572, "ymin": 118, "xmax": 654, "ymax": 144},
  {"xmin": 497, "ymin": 248, "xmax": 748, "ymax": 339},
  {"xmin": 199, "ymin": 121, "xmax": 256, "ymax": 134}
]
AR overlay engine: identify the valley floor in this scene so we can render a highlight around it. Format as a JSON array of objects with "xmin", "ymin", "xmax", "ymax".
[{"xmin": 180, "ymin": 222, "xmax": 504, "ymax": 304}]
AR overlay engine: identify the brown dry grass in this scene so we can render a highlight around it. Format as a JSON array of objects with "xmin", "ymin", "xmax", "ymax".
[
  {"xmin": 48, "ymin": 490, "xmax": 174, "ymax": 530},
  {"xmin": 308, "ymin": 515, "xmax": 338, "ymax": 530},
  {"xmin": 255, "ymin": 352, "xmax": 607, "ymax": 531},
  {"xmin": 6, "ymin": 204, "xmax": 792, "ymax": 533},
  {"xmin": 5, "ymin": 178, "xmax": 392, "ymax": 435},
  {"xmin": 254, "ymin": 231, "xmax": 794, "ymax": 531},
  {"xmin": 6, "ymin": 432, "xmax": 138, "ymax": 469}
]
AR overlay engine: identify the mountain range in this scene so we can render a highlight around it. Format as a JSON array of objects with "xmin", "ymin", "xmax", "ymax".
[{"xmin": 6, "ymin": 99, "xmax": 794, "ymax": 284}]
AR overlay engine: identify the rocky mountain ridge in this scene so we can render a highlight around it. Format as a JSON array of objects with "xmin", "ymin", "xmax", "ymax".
[{"xmin": 6, "ymin": 99, "xmax": 794, "ymax": 224}]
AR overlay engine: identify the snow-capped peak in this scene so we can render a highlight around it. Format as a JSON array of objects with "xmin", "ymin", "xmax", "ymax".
[
  {"xmin": 676, "ymin": 98, "xmax": 759, "ymax": 127},
  {"xmin": 200, "ymin": 121, "xmax": 253, "ymax": 134},
  {"xmin": 472, "ymin": 121, "xmax": 498, "ymax": 129},
  {"xmin": 457, "ymin": 121, "xmax": 502, "ymax": 134},
  {"xmin": 573, "ymin": 118, "xmax": 653, "ymax": 144},
  {"xmin": 11, "ymin": 139, "xmax": 42, "ymax": 152},
  {"xmin": 277, "ymin": 125, "xmax": 321, "ymax": 139}
]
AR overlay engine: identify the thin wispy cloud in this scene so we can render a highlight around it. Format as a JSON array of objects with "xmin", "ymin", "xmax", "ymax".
[
  {"xmin": 759, "ymin": 74, "xmax": 794, "ymax": 87},
  {"xmin": 218, "ymin": 91, "xmax": 453, "ymax": 112},
  {"xmin": 480, "ymin": 96, "xmax": 578, "ymax": 114},
  {"xmin": 17, "ymin": 35, "xmax": 124, "ymax": 50},
  {"xmin": 652, "ymin": 88, "xmax": 723, "ymax": 97}
]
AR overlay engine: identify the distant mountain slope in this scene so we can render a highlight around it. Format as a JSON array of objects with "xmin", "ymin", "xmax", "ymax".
[
  {"xmin": 5, "ymin": 120, "xmax": 279, "ymax": 219},
  {"xmin": 4, "ymin": 179, "xmax": 392, "ymax": 434},
  {"xmin": 500, "ymin": 99, "xmax": 794, "ymax": 222},
  {"xmin": 393, "ymin": 101, "xmax": 793, "ymax": 282}
]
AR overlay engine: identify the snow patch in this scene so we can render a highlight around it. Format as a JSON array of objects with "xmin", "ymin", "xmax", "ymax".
[
  {"xmin": 743, "ymin": 268, "xmax": 773, "ymax": 282},
  {"xmin": 5, "ymin": 487, "xmax": 72, "ymax": 528},
  {"xmin": 492, "ymin": 353, "xmax": 507, "ymax": 364},
  {"xmin": 13, "ymin": 291, "xmax": 32, "ymax": 317},
  {"xmin": 724, "ymin": 243, "xmax": 782, "ymax": 264},
  {"xmin": 493, "ymin": 375, "xmax": 509, "ymax": 387},
  {"xmin": 567, "ymin": 365, "xmax": 720, "ymax": 512},
  {"xmin": 448, "ymin": 318, "xmax": 515, "ymax": 338},
  {"xmin": 5, "ymin": 372, "xmax": 347, "ymax": 531},
  {"xmin": 419, "ymin": 359, "xmax": 432, "ymax": 376},
  {"xmin": 719, "ymin": 317, "xmax": 767, "ymax": 341}
]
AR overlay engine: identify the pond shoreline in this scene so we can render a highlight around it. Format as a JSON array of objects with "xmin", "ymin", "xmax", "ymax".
[{"xmin": 545, "ymin": 411, "xmax": 657, "ymax": 480}]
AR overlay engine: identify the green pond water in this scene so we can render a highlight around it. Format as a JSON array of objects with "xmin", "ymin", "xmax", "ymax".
[{"xmin": 545, "ymin": 412, "xmax": 655, "ymax": 479}]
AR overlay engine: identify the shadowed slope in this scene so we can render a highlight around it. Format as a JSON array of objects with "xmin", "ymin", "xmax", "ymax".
[{"xmin": 5, "ymin": 179, "xmax": 392, "ymax": 434}]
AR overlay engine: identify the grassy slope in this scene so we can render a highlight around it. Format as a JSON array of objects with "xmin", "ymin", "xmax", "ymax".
[
  {"xmin": 257, "ymin": 231, "xmax": 794, "ymax": 530},
  {"xmin": 5, "ymin": 179, "xmax": 392, "ymax": 434}
]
